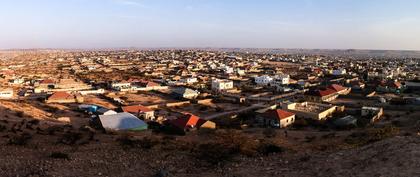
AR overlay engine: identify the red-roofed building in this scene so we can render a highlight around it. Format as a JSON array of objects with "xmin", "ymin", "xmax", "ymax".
[
  {"xmin": 377, "ymin": 80, "xmax": 405, "ymax": 94},
  {"xmin": 46, "ymin": 91, "xmax": 83, "ymax": 103},
  {"xmin": 305, "ymin": 88, "xmax": 339, "ymax": 102},
  {"xmin": 328, "ymin": 84, "xmax": 351, "ymax": 95},
  {"xmin": 40, "ymin": 79, "xmax": 55, "ymax": 86},
  {"xmin": 167, "ymin": 114, "xmax": 216, "ymax": 131},
  {"xmin": 121, "ymin": 104, "xmax": 155, "ymax": 120},
  {"xmin": 260, "ymin": 109, "xmax": 295, "ymax": 128}
]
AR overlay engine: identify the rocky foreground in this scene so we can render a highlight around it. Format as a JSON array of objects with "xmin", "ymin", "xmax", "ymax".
[{"xmin": 0, "ymin": 119, "xmax": 419, "ymax": 177}]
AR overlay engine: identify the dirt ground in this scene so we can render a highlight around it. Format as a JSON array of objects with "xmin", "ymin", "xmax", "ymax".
[{"xmin": 0, "ymin": 122, "xmax": 418, "ymax": 177}]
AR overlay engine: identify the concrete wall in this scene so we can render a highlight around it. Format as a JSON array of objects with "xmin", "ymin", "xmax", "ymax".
[{"xmin": 166, "ymin": 101, "xmax": 191, "ymax": 107}]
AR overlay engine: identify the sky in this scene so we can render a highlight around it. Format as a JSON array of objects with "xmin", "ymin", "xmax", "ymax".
[{"xmin": 0, "ymin": 0, "xmax": 420, "ymax": 50}]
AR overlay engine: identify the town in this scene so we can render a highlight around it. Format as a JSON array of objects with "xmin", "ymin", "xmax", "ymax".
[{"xmin": 0, "ymin": 49, "xmax": 419, "ymax": 176}]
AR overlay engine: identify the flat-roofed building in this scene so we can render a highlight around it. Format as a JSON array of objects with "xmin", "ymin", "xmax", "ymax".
[{"xmin": 281, "ymin": 101, "xmax": 338, "ymax": 121}]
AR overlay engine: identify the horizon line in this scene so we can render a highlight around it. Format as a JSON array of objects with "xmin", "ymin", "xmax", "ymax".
[{"xmin": 1, "ymin": 47, "xmax": 420, "ymax": 52}]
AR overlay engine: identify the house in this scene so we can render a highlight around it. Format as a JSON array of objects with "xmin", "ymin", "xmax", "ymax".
[
  {"xmin": 361, "ymin": 107, "xmax": 383, "ymax": 123},
  {"xmin": 172, "ymin": 87, "xmax": 199, "ymax": 99},
  {"xmin": 304, "ymin": 88, "xmax": 339, "ymax": 102},
  {"xmin": 377, "ymin": 80, "xmax": 405, "ymax": 94},
  {"xmin": 39, "ymin": 79, "xmax": 55, "ymax": 88},
  {"xmin": 211, "ymin": 79, "xmax": 234, "ymax": 92},
  {"xmin": 182, "ymin": 77, "xmax": 198, "ymax": 84},
  {"xmin": 274, "ymin": 74, "xmax": 290, "ymax": 85},
  {"xmin": 328, "ymin": 84, "xmax": 351, "ymax": 95},
  {"xmin": 167, "ymin": 114, "xmax": 216, "ymax": 131},
  {"xmin": 46, "ymin": 91, "xmax": 84, "ymax": 103},
  {"xmin": 260, "ymin": 109, "xmax": 295, "ymax": 128},
  {"xmin": 122, "ymin": 104, "xmax": 155, "ymax": 120},
  {"xmin": 99, "ymin": 112, "xmax": 148, "ymax": 131},
  {"xmin": 281, "ymin": 101, "xmax": 338, "ymax": 121},
  {"xmin": 349, "ymin": 81, "xmax": 366, "ymax": 90},
  {"xmin": 110, "ymin": 81, "xmax": 131, "ymax": 91},
  {"xmin": 332, "ymin": 69, "xmax": 347, "ymax": 76},
  {"xmin": 254, "ymin": 75, "xmax": 273, "ymax": 86},
  {"xmin": 0, "ymin": 88, "xmax": 13, "ymax": 99}
]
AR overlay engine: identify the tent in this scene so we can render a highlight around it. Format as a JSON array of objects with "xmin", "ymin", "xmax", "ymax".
[{"xmin": 99, "ymin": 112, "xmax": 148, "ymax": 131}]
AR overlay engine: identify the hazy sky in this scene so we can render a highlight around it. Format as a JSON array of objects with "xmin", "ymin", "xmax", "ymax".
[{"xmin": 1, "ymin": 0, "xmax": 420, "ymax": 50}]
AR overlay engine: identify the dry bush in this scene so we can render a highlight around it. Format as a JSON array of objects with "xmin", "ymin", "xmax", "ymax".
[
  {"xmin": 15, "ymin": 111, "xmax": 24, "ymax": 118},
  {"xmin": 345, "ymin": 125, "xmax": 400, "ymax": 146},
  {"xmin": 117, "ymin": 133, "xmax": 160, "ymax": 149},
  {"xmin": 8, "ymin": 133, "xmax": 32, "ymax": 145},
  {"xmin": 50, "ymin": 152, "xmax": 70, "ymax": 160},
  {"xmin": 58, "ymin": 131, "xmax": 83, "ymax": 145},
  {"xmin": 193, "ymin": 130, "xmax": 284, "ymax": 165},
  {"xmin": 263, "ymin": 128, "xmax": 277, "ymax": 138}
]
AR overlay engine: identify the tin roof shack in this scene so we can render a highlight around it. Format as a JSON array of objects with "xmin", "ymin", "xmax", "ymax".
[
  {"xmin": 281, "ymin": 101, "xmax": 338, "ymax": 121},
  {"xmin": 98, "ymin": 112, "xmax": 148, "ymax": 131}
]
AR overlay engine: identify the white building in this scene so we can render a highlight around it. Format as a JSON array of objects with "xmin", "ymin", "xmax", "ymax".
[
  {"xmin": 0, "ymin": 89, "xmax": 14, "ymax": 99},
  {"xmin": 255, "ymin": 75, "xmax": 274, "ymax": 85},
  {"xmin": 211, "ymin": 79, "xmax": 234, "ymax": 92},
  {"xmin": 223, "ymin": 66, "xmax": 234, "ymax": 74},
  {"xmin": 182, "ymin": 77, "xmax": 198, "ymax": 84},
  {"xmin": 236, "ymin": 68, "xmax": 245, "ymax": 76},
  {"xmin": 275, "ymin": 74, "xmax": 290, "ymax": 85},
  {"xmin": 111, "ymin": 82, "xmax": 131, "ymax": 91}
]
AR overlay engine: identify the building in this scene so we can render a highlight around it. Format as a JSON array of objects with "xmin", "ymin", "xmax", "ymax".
[
  {"xmin": 332, "ymin": 69, "xmax": 347, "ymax": 76},
  {"xmin": 362, "ymin": 107, "xmax": 384, "ymax": 123},
  {"xmin": 260, "ymin": 109, "xmax": 295, "ymax": 128},
  {"xmin": 122, "ymin": 104, "xmax": 155, "ymax": 120},
  {"xmin": 0, "ymin": 88, "xmax": 13, "ymax": 99},
  {"xmin": 376, "ymin": 81, "xmax": 405, "ymax": 94},
  {"xmin": 167, "ymin": 114, "xmax": 216, "ymax": 131},
  {"xmin": 111, "ymin": 82, "xmax": 131, "ymax": 91},
  {"xmin": 275, "ymin": 74, "xmax": 290, "ymax": 85},
  {"xmin": 328, "ymin": 84, "xmax": 351, "ymax": 95},
  {"xmin": 304, "ymin": 88, "xmax": 339, "ymax": 102},
  {"xmin": 182, "ymin": 77, "xmax": 198, "ymax": 84},
  {"xmin": 172, "ymin": 87, "xmax": 199, "ymax": 99},
  {"xmin": 46, "ymin": 91, "xmax": 84, "ymax": 103},
  {"xmin": 281, "ymin": 101, "xmax": 337, "ymax": 120},
  {"xmin": 255, "ymin": 75, "xmax": 273, "ymax": 85},
  {"xmin": 211, "ymin": 79, "xmax": 234, "ymax": 92},
  {"xmin": 99, "ymin": 112, "xmax": 148, "ymax": 131}
]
